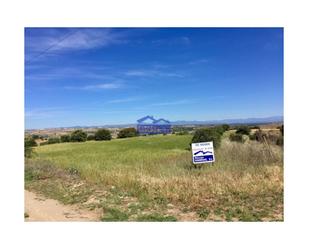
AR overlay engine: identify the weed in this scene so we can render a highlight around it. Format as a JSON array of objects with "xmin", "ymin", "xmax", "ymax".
[
  {"xmin": 136, "ymin": 213, "xmax": 177, "ymax": 221},
  {"xmin": 101, "ymin": 207, "xmax": 129, "ymax": 221},
  {"xmin": 197, "ymin": 208, "xmax": 210, "ymax": 219}
]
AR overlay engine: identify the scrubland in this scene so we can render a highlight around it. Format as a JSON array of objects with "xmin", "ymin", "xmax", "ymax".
[{"xmin": 25, "ymin": 134, "xmax": 283, "ymax": 221}]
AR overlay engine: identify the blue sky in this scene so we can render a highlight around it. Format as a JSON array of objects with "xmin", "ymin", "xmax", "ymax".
[{"xmin": 25, "ymin": 28, "xmax": 283, "ymax": 129}]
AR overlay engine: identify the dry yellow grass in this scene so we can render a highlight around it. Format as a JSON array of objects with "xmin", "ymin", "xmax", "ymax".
[{"xmin": 26, "ymin": 134, "xmax": 283, "ymax": 221}]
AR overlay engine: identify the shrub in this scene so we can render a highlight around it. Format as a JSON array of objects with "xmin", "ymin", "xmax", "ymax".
[
  {"xmin": 47, "ymin": 137, "xmax": 61, "ymax": 144},
  {"xmin": 95, "ymin": 129, "xmax": 112, "ymax": 141},
  {"xmin": 279, "ymin": 125, "xmax": 284, "ymax": 136},
  {"xmin": 60, "ymin": 134, "xmax": 70, "ymax": 143},
  {"xmin": 117, "ymin": 127, "xmax": 138, "ymax": 138},
  {"xmin": 222, "ymin": 124, "xmax": 230, "ymax": 131},
  {"xmin": 25, "ymin": 137, "xmax": 37, "ymax": 147},
  {"xmin": 87, "ymin": 134, "xmax": 95, "ymax": 141},
  {"xmin": 31, "ymin": 134, "xmax": 39, "ymax": 140},
  {"xmin": 229, "ymin": 133, "xmax": 244, "ymax": 143},
  {"xmin": 276, "ymin": 136, "xmax": 284, "ymax": 146},
  {"xmin": 191, "ymin": 128, "xmax": 222, "ymax": 148},
  {"xmin": 212, "ymin": 126, "xmax": 225, "ymax": 135},
  {"xmin": 70, "ymin": 129, "xmax": 87, "ymax": 142},
  {"xmin": 176, "ymin": 131, "xmax": 189, "ymax": 135},
  {"xmin": 249, "ymin": 134, "xmax": 256, "ymax": 140},
  {"xmin": 251, "ymin": 129, "xmax": 264, "ymax": 142},
  {"xmin": 268, "ymin": 133, "xmax": 280, "ymax": 144},
  {"xmin": 25, "ymin": 145, "xmax": 33, "ymax": 158},
  {"xmin": 24, "ymin": 137, "xmax": 36, "ymax": 158},
  {"xmin": 235, "ymin": 126, "xmax": 251, "ymax": 135},
  {"xmin": 137, "ymin": 213, "xmax": 177, "ymax": 221}
]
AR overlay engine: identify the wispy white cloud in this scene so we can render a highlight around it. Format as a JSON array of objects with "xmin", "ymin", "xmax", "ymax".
[
  {"xmin": 150, "ymin": 99, "xmax": 195, "ymax": 106},
  {"xmin": 106, "ymin": 96, "xmax": 144, "ymax": 104},
  {"xmin": 25, "ymin": 66, "xmax": 116, "ymax": 81},
  {"xmin": 125, "ymin": 70, "xmax": 152, "ymax": 77},
  {"xmin": 65, "ymin": 83, "xmax": 123, "ymax": 90},
  {"xmin": 26, "ymin": 28, "xmax": 127, "ymax": 55},
  {"xmin": 125, "ymin": 69, "xmax": 184, "ymax": 78}
]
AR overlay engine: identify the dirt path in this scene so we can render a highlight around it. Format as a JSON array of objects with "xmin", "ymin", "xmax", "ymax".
[{"xmin": 24, "ymin": 190, "xmax": 100, "ymax": 221}]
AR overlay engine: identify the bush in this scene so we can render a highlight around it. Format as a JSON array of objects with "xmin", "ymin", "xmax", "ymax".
[
  {"xmin": 222, "ymin": 124, "xmax": 230, "ymax": 131},
  {"xmin": 60, "ymin": 134, "xmax": 70, "ymax": 143},
  {"xmin": 276, "ymin": 136, "xmax": 284, "ymax": 146},
  {"xmin": 95, "ymin": 129, "xmax": 112, "ymax": 141},
  {"xmin": 48, "ymin": 137, "xmax": 61, "ymax": 144},
  {"xmin": 87, "ymin": 134, "xmax": 95, "ymax": 141},
  {"xmin": 249, "ymin": 134, "xmax": 256, "ymax": 140},
  {"xmin": 70, "ymin": 129, "xmax": 87, "ymax": 142},
  {"xmin": 31, "ymin": 134, "xmax": 39, "ymax": 140},
  {"xmin": 210, "ymin": 125, "xmax": 225, "ymax": 135},
  {"xmin": 24, "ymin": 136, "xmax": 36, "ymax": 158},
  {"xmin": 236, "ymin": 126, "xmax": 251, "ymax": 135},
  {"xmin": 229, "ymin": 133, "xmax": 244, "ymax": 143},
  {"xmin": 279, "ymin": 125, "xmax": 284, "ymax": 136},
  {"xmin": 172, "ymin": 126, "xmax": 194, "ymax": 133},
  {"xmin": 25, "ymin": 146, "xmax": 33, "ymax": 158},
  {"xmin": 117, "ymin": 127, "xmax": 138, "ymax": 138},
  {"xmin": 191, "ymin": 128, "xmax": 222, "ymax": 148},
  {"xmin": 176, "ymin": 131, "xmax": 189, "ymax": 135},
  {"xmin": 25, "ymin": 137, "xmax": 37, "ymax": 147}
]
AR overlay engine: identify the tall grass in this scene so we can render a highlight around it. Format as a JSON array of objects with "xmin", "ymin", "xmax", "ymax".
[{"xmin": 28, "ymin": 134, "xmax": 283, "ymax": 220}]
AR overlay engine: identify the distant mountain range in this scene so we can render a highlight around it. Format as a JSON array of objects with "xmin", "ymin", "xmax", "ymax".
[
  {"xmin": 26, "ymin": 116, "xmax": 283, "ymax": 131},
  {"xmin": 171, "ymin": 116, "xmax": 283, "ymax": 126}
]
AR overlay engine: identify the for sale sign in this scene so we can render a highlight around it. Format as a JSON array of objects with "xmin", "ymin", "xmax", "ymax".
[{"xmin": 191, "ymin": 141, "xmax": 215, "ymax": 164}]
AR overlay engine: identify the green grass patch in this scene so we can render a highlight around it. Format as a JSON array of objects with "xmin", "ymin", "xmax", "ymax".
[
  {"xmin": 101, "ymin": 207, "xmax": 129, "ymax": 221},
  {"xmin": 197, "ymin": 208, "xmax": 210, "ymax": 219},
  {"xmin": 26, "ymin": 134, "xmax": 283, "ymax": 221},
  {"xmin": 136, "ymin": 213, "xmax": 177, "ymax": 222}
]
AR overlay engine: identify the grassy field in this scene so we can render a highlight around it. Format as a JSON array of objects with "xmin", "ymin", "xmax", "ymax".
[{"xmin": 25, "ymin": 134, "xmax": 283, "ymax": 221}]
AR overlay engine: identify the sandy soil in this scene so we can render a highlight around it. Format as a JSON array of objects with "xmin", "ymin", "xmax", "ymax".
[{"xmin": 24, "ymin": 190, "xmax": 100, "ymax": 222}]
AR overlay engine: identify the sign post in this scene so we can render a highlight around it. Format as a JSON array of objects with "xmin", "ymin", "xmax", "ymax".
[{"xmin": 191, "ymin": 141, "xmax": 215, "ymax": 165}]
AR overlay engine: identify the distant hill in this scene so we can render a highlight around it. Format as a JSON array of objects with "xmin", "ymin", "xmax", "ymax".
[
  {"xmin": 25, "ymin": 116, "xmax": 283, "ymax": 131},
  {"xmin": 171, "ymin": 116, "xmax": 283, "ymax": 126}
]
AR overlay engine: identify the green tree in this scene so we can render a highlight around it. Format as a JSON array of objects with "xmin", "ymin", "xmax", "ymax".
[
  {"xmin": 229, "ymin": 133, "xmax": 244, "ymax": 143},
  {"xmin": 70, "ymin": 129, "xmax": 87, "ymax": 142},
  {"xmin": 191, "ymin": 128, "xmax": 222, "ymax": 148},
  {"xmin": 48, "ymin": 137, "xmax": 61, "ymax": 144},
  {"xmin": 213, "ymin": 126, "xmax": 225, "ymax": 135},
  {"xmin": 222, "ymin": 124, "xmax": 230, "ymax": 131},
  {"xmin": 95, "ymin": 129, "xmax": 112, "ymax": 141},
  {"xmin": 25, "ymin": 137, "xmax": 37, "ymax": 147},
  {"xmin": 117, "ymin": 128, "xmax": 138, "ymax": 138},
  {"xmin": 60, "ymin": 134, "xmax": 70, "ymax": 143},
  {"xmin": 235, "ymin": 126, "xmax": 251, "ymax": 135},
  {"xmin": 24, "ymin": 137, "xmax": 36, "ymax": 158},
  {"xmin": 31, "ymin": 134, "xmax": 39, "ymax": 140},
  {"xmin": 87, "ymin": 134, "xmax": 95, "ymax": 141}
]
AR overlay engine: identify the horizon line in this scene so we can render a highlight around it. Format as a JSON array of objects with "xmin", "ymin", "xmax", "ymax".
[{"xmin": 25, "ymin": 115, "xmax": 283, "ymax": 130}]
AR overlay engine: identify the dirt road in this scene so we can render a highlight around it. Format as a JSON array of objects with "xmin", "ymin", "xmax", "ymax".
[{"xmin": 24, "ymin": 190, "xmax": 100, "ymax": 221}]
